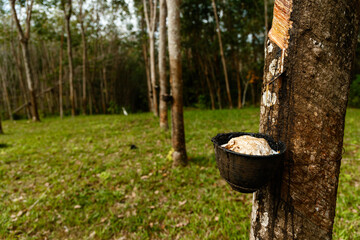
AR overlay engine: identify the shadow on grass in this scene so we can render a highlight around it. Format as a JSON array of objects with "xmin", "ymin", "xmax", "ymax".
[
  {"xmin": 0, "ymin": 143, "xmax": 10, "ymax": 148},
  {"xmin": 190, "ymin": 155, "xmax": 216, "ymax": 167}
]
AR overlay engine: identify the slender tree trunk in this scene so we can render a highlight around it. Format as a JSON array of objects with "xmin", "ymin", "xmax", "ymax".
[
  {"xmin": 143, "ymin": 0, "xmax": 159, "ymax": 117},
  {"xmin": 142, "ymin": 43, "xmax": 153, "ymax": 112},
  {"xmin": 211, "ymin": 0, "xmax": 232, "ymax": 109},
  {"xmin": 0, "ymin": 116, "xmax": 3, "ymax": 134},
  {"xmin": 149, "ymin": 34, "xmax": 158, "ymax": 116},
  {"xmin": 59, "ymin": 32, "xmax": 64, "ymax": 119},
  {"xmin": 198, "ymin": 56, "xmax": 215, "ymax": 110},
  {"xmin": 159, "ymin": 0, "xmax": 168, "ymax": 130},
  {"xmin": 234, "ymin": 54, "xmax": 242, "ymax": 109},
  {"xmin": 100, "ymin": 77, "xmax": 106, "ymax": 114},
  {"xmin": 208, "ymin": 57, "xmax": 222, "ymax": 109},
  {"xmin": 103, "ymin": 67, "xmax": 109, "ymax": 106},
  {"xmin": 0, "ymin": 70, "xmax": 13, "ymax": 120},
  {"xmin": 21, "ymin": 41, "xmax": 40, "ymax": 121},
  {"xmin": 242, "ymin": 79, "xmax": 249, "ymax": 107},
  {"xmin": 264, "ymin": 0, "xmax": 268, "ymax": 50},
  {"xmin": 11, "ymin": 42, "xmax": 31, "ymax": 119},
  {"xmin": 79, "ymin": 0, "xmax": 87, "ymax": 115},
  {"xmin": 250, "ymin": 0, "xmax": 360, "ymax": 239},
  {"xmin": 167, "ymin": 0, "xmax": 187, "ymax": 167},
  {"xmin": 10, "ymin": 0, "xmax": 40, "ymax": 121},
  {"xmin": 63, "ymin": 0, "xmax": 76, "ymax": 117}
]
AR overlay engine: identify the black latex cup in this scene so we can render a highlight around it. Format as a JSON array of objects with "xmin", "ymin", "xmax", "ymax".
[{"xmin": 211, "ymin": 132, "xmax": 286, "ymax": 193}]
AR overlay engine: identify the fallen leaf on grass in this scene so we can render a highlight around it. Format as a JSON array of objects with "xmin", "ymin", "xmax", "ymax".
[
  {"xmin": 175, "ymin": 220, "xmax": 189, "ymax": 228},
  {"xmin": 178, "ymin": 200, "xmax": 187, "ymax": 206},
  {"xmin": 214, "ymin": 216, "xmax": 219, "ymax": 221},
  {"xmin": 141, "ymin": 175, "xmax": 149, "ymax": 180},
  {"xmin": 74, "ymin": 205, "xmax": 81, "ymax": 209},
  {"xmin": 89, "ymin": 231, "xmax": 96, "ymax": 238},
  {"xmin": 149, "ymin": 205, "xmax": 156, "ymax": 209}
]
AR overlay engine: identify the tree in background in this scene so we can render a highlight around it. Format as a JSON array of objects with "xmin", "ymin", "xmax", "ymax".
[
  {"xmin": 143, "ymin": 0, "xmax": 159, "ymax": 117},
  {"xmin": 167, "ymin": 0, "xmax": 187, "ymax": 166},
  {"xmin": 61, "ymin": 0, "xmax": 76, "ymax": 117},
  {"xmin": 251, "ymin": 0, "xmax": 360, "ymax": 238},
  {"xmin": 0, "ymin": 116, "xmax": 3, "ymax": 134},
  {"xmin": 59, "ymin": 30, "xmax": 64, "ymax": 119},
  {"xmin": 78, "ymin": 0, "xmax": 88, "ymax": 115},
  {"xmin": 158, "ymin": 0, "xmax": 168, "ymax": 130},
  {"xmin": 211, "ymin": 0, "xmax": 232, "ymax": 109},
  {"xmin": 10, "ymin": 0, "xmax": 40, "ymax": 121}
]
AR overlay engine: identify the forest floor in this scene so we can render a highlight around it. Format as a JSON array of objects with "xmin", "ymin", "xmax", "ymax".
[{"xmin": 0, "ymin": 108, "xmax": 359, "ymax": 239}]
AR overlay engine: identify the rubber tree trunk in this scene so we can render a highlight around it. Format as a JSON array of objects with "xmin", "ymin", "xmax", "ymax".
[
  {"xmin": 21, "ymin": 41, "xmax": 40, "ymax": 121},
  {"xmin": 11, "ymin": 42, "xmax": 31, "ymax": 119},
  {"xmin": 233, "ymin": 53, "xmax": 242, "ymax": 109},
  {"xmin": 167, "ymin": 0, "xmax": 187, "ymax": 167},
  {"xmin": 10, "ymin": 0, "xmax": 40, "ymax": 122},
  {"xmin": 0, "ymin": 116, "xmax": 3, "ymax": 134},
  {"xmin": 143, "ymin": 0, "xmax": 159, "ymax": 117},
  {"xmin": 211, "ymin": 0, "xmax": 232, "ymax": 109},
  {"xmin": 264, "ymin": 0, "xmax": 268, "ymax": 50},
  {"xmin": 149, "ymin": 34, "xmax": 159, "ymax": 117},
  {"xmin": 250, "ymin": 0, "xmax": 360, "ymax": 239},
  {"xmin": 0, "ymin": 71, "xmax": 13, "ymax": 120},
  {"xmin": 63, "ymin": 0, "xmax": 76, "ymax": 117},
  {"xmin": 142, "ymin": 43, "xmax": 153, "ymax": 112},
  {"xmin": 59, "ymin": 32, "xmax": 64, "ymax": 119},
  {"xmin": 79, "ymin": 0, "xmax": 87, "ymax": 115},
  {"xmin": 198, "ymin": 56, "xmax": 215, "ymax": 110},
  {"xmin": 158, "ymin": 0, "xmax": 168, "ymax": 130}
]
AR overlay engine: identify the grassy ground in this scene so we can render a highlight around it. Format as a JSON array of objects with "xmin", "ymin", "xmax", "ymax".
[{"xmin": 0, "ymin": 108, "xmax": 359, "ymax": 239}]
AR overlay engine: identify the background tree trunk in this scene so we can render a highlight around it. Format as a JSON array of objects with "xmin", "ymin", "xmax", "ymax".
[
  {"xmin": 250, "ymin": 0, "xmax": 360, "ymax": 239},
  {"xmin": 0, "ymin": 116, "xmax": 3, "ymax": 134},
  {"xmin": 212, "ymin": 0, "xmax": 232, "ymax": 109},
  {"xmin": 10, "ymin": 0, "xmax": 40, "ymax": 121},
  {"xmin": 59, "ymin": 31, "xmax": 64, "ymax": 119},
  {"xmin": 234, "ymin": 54, "xmax": 242, "ymax": 109},
  {"xmin": 1, "ymin": 74, "xmax": 13, "ymax": 120},
  {"xmin": 79, "ymin": 0, "xmax": 87, "ymax": 115},
  {"xmin": 167, "ymin": 0, "xmax": 187, "ymax": 167},
  {"xmin": 143, "ymin": 0, "xmax": 159, "ymax": 117},
  {"xmin": 158, "ymin": 0, "xmax": 168, "ymax": 130},
  {"xmin": 264, "ymin": 0, "xmax": 268, "ymax": 50},
  {"xmin": 63, "ymin": 0, "xmax": 76, "ymax": 117}
]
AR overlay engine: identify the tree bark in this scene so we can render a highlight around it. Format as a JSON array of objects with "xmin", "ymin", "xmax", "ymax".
[
  {"xmin": 159, "ymin": 0, "xmax": 169, "ymax": 130},
  {"xmin": 59, "ymin": 31, "xmax": 64, "ymax": 119},
  {"xmin": 264, "ymin": 0, "xmax": 268, "ymax": 50},
  {"xmin": 208, "ymin": 57, "xmax": 222, "ymax": 109},
  {"xmin": 250, "ymin": 0, "xmax": 360, "ymax": 239},
  {"xmin": 10, "ymin": 0, "xmax": 40, "ymax": 122},
  {"xmin": 211, "ymin": 0, "xmax": 232, "ymax": 109},
  {"xmin": 79, "ymin": 0, "xmax": 87, "ymax": 115},
  {"xmin": 198, "ymin": 56, "xmax": 215, "ymax": 110},
  {"xmin": 0, "ymin": 116, "xmax": 3, "ymax": 134},
  {"xmin": 142, "ymin": 43, "xmax": 153, "ymax": 112},
  {"xmin": 167, "ymin": 0, "xmax": 187, "ymax": 167},
  {"xmin": 234, "ymin": 54, "xmax": 242, "ymax": 109},
  {"xmin": 10, "ymin": 42, "xmax": 31, "ymax": 119},
  {"xmin": 0, "ymin": 67, "xmax": 13, "ymax": 120},
  {"xmin": 143, "ymin": 0, "xmax": 159, "ymax": 117},
  {"xmin": 63, "ymin": 0, "xmax": 76, "ymax": 117}
]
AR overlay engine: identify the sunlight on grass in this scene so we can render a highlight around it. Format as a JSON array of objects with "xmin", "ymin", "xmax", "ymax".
[{"xmin": 0, "ymin": 108, "xmax": 359, "ymax": 239}]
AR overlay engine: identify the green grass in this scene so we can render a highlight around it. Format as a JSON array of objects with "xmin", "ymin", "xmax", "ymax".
[{"xmin": 0, "ymin": 108, "xmax": 359, "ymax": 239}]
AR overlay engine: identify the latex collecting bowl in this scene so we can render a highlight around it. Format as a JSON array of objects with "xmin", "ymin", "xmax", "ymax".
[{"xmin": 211, "ymin": 132, "xmax": 286, "ymax": 193}]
